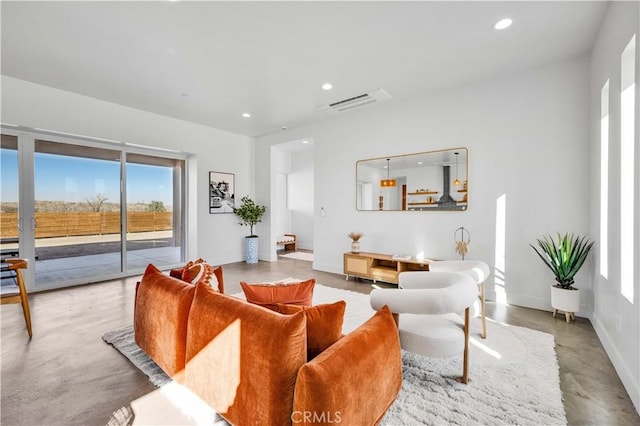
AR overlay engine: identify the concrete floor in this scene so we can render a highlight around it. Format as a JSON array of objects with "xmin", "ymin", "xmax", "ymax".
[{"xmin": 1, "ymin": 255, "xmax": 638, "ymax": 425}]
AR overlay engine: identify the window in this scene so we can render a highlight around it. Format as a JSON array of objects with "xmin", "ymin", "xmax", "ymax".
[
  {"xmin": 600, "ymin": 80, "xmax": 609, "ymax": 279},
  {"xmin": 620, "ymin": 35, "xmax": 635, "ymax": 303}
]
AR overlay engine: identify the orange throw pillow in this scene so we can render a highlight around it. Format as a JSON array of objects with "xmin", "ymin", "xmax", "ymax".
[
  {"xmin": 178, "ymin": 258, "xmax": 224, "ymax": 293},
  {"xmin": 292, "ymin": 306, "xmax": 403, "ymax": 426},
  {"xmin": 273, "ymin": 301, "xmax": 346, "ymax": 360},
  {"xmin": 185, "ymin": 282, "xmax": 306, "ymax": 426},
  {"xmin": 240, "ymin": 279, "xmax": 315, "ymax": 310}
]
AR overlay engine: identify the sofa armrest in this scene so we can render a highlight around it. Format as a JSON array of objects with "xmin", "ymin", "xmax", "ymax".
[
  {"xmin": 134, "ymin": 264, "xmax": 196, "ymax": 379},
  {"xmin": 292, "ymin": 306, "xmax": 402, "ymax": 426}
]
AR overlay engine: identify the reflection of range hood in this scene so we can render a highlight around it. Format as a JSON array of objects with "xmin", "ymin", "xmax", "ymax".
[{"xmin": 438, "ymin": 166, "xmax": 456, "ymax": 205}]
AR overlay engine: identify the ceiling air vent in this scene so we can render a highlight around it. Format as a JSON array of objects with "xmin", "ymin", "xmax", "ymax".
[{"xmin": 319, "ymin": 88, "xmax": 391, "ymax": 113}]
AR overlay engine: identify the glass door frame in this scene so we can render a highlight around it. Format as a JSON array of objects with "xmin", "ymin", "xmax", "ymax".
[{"xmin": 1, "ymin": 125, "xmax": 188, "ymax": 291}]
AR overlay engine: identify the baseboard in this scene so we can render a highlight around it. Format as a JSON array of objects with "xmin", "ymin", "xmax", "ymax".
[
  {"xmin": 593, "ymin": 315, "xmax": 640, "ymax": 415},
  {"xmin": 312, "ymin": 262, "xmax": 343, "ymax": 276},
  {"xmin": 486, "ymin": 290, "xmax": 590, "ymax": 319}
]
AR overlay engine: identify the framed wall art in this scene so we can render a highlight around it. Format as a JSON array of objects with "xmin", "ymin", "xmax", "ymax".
[{"xmin": 209, "ymin": 171, "xmax": 235, "ymax": 214}]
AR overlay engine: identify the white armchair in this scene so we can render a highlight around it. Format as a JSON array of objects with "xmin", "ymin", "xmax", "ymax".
[
  {"xmin": 428, "ymin": 260, "xmax": 490, "ymax": 338},
  {"xmin": 370, "ymin": 271, "xmax": 477, "ymax": 384}
]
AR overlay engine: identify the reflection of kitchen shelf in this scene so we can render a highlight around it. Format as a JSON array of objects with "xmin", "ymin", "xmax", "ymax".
[
  {"xmin": 408, "ymin": 202, "xmax": 437, "ymax": 206},
  {"xmin": 408, "ymin": 191, "xmax": 438, "ymax": 195}
]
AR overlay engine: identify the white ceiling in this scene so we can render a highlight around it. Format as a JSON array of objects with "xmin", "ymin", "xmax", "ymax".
[{"xmin": 1, "ymin": 1, "xmax": 608, "ymax": 138}]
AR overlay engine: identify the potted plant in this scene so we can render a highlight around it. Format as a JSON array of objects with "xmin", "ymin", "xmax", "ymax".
[
  {"xmin": 530, "ymin": 232, "xmax": 594, "ymax": 322},
  {"xmin": 233, "ymin": 196, "xmax": 266, "ymax": 264}
]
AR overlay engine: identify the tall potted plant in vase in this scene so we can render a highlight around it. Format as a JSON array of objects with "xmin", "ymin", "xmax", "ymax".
[
  {"xmin": 233, "ymin": 196, "xmax": 266, "ymax": 264},
  {"xmin": 530, "ymin": 232, "xmax": 594, "ymax": 323}
]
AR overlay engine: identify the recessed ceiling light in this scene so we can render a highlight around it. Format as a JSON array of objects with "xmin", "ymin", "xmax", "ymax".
[
  {"xmin": 242, "ymin": 113, "xmax": 251, "ymax": 118},
  {"xmin": 418, "ymin": 161, "xmax": 423, "ymax": 165},
  {"xmin": 322, "ymin": 83, "xmax": 333, "ymax": 90},
  {"xmin": 493, "ymin": 18, "xmax": 513, "ymax": 30},
  {"xmin": 281, "ymin": 126, "xmax": 288, "ymax": 130},
  {"xmin": 302, "ymin": 140, "xmax": 309, "ymax": 144}
]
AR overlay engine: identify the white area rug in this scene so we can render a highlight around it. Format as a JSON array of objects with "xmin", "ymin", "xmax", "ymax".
[
  {"xmin": 279, "ymin": 251, "xmax": 314, "ymax": 262},
  {"xmin": 104, "ymin": 284, "xmax": 567, "ymax": 425}
]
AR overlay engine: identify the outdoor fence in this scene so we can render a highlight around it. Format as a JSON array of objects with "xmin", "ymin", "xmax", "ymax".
[{"xmin": 0, "ymin": 212, "xmax": 173, "ymax": 239}]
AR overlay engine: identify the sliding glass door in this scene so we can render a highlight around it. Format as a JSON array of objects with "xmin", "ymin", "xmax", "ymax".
[
  {"xmin": 1, "ymin": 128, "xmax": 186, "ymax": 290},
  {"xmin": 34, "ymin": 139, "xmax": 123, "ymax": 285},
  {"xmin": 125, "ymin": 153, "xmax": 184, "ymax": 271}
]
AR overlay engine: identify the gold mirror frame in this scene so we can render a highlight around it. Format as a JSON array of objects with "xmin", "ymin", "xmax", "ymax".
[{"xmin": 356, "ymin": 147, "xmax": 468, "ymax": 211}]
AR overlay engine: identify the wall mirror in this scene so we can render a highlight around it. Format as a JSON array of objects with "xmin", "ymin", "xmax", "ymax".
[{"xmin": 356, "ymin": 148, "xmax": 468, "ymax": 211}]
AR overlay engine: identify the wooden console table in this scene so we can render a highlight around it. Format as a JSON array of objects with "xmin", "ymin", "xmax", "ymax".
[{"xmin": 343, "ymin": 252, "xmax": 433, "ymax": 284}]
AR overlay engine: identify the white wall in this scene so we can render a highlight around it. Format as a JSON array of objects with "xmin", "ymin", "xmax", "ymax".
[
  {"xmin": 289, "ymin": 150, "xmax": 314, "ymax": 250},
  {"xmin": 267, "ymin": 147, "xmax": 314, "ymax": 257},
  {"xmin": 1, "ymin": 76, "xmax": 254, "ymax": 266},
  {"xmin": 270, "ymin": 147, "xmax": 293, "ymax": 260},
  {"xmin": 589, "ymin": 1, "xmax": 639, "ymax": 413},
  {"xmin": 256, "ymin": 55, "xmax": 592, "ymax": 314}
]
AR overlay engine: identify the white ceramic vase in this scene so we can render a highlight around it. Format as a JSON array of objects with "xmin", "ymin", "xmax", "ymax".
[
  {"xmin": 351, "ymin": 240, "xmax": 360, "ymax": 253},
  {"xmin": 245, "ymin": 236, "xmax": 259, "ymax": 264},
  {"xmin": 550, "ymin": 285, "xmax": 580, "ymax": 316}
]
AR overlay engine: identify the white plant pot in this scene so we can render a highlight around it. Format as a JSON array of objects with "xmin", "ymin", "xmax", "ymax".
[
  {"xmin": 550, "ymin": 285, "xmax": 580, "ymax": 317},
  {"xmin": 245, "ymin": 236, "xmax": 259, "ymax": 264}
]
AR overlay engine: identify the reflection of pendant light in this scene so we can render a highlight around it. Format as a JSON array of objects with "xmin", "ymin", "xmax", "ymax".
[
  {"xmin": 453, "ymin": 152, "xmax": 461, "ymax": 186},
  {"xmin": 380, "ymin": 158, "xmax": 397, "ymax": 187}
]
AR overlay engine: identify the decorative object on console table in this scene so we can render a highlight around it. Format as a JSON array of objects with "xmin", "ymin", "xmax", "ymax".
[
  {"xmin": 233, "ymin": 196, "xmax": 266, "ymax": 264},
  {"xmin": 530, "ymin": 232, "xmax": 594, "ymax": 323},
  {"xmin": 209, "ymin": 171, "xmax": 235, "ymax": 214},
  {"xmin": 348, "ymin": 232, "xmax": 363, "ymax": 253}
]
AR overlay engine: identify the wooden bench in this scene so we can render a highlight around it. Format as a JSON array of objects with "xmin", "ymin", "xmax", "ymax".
[{"xmin": 276, "ymin": 234, "xmax": 297, "ymax": 252}]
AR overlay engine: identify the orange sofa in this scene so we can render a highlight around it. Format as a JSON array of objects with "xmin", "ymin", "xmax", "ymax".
[{"xmin": 134, "ymin": 264, "xmax": 402, "ymax": 426}]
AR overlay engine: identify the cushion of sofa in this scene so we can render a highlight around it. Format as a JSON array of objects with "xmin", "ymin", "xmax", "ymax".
[
  {"xmin": 134, "ymin": 263, "xmax": 196, "ymax": 379},
  {"xmin": 272, "ymin": 301, "xmax": 346, "ymax": 360},
  {"xmin": 293, "ymin": 305, "xmax": 402, "ymax": 426},
  {"xmin": 185, "ymin": 282, "xmax": 307, "ymax": 426},
  {"xmin": 240, "ymin": 278, "xmax": 315, "ymax": 310}
]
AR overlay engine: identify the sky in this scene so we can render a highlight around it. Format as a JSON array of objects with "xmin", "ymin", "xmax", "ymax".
[{"xmin": 1, "ymin": 149, "xmax": 173, "ymax": 206}]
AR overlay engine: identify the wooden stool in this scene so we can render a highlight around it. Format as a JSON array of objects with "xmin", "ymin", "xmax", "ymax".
[{"xmin": 1, "ymin": 258, "xmax": 32, "ymax": 338}]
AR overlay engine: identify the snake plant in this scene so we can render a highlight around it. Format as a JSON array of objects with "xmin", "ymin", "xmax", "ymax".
[{"xmin": 530, "ymin": 233, "xmax": 594, "ymax": 289}]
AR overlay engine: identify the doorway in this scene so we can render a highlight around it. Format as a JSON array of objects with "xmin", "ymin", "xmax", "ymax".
[{"xmin": 270, "ymin": 139, "xmax": 314, "ymax": 260}]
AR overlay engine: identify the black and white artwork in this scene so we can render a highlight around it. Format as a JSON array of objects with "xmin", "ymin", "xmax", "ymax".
[{"xmin": 209, "ymin": 171, "xmax": 235, "ymax": 214}]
